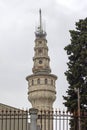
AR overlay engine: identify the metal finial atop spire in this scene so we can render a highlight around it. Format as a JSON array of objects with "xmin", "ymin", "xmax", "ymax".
[
  {"xmin": 39, "ymin": 8, "xmax": 42, "ymax": 32},
  {"xmin": 35, "ymin": 9, "xmax": 46, "ymax": 37}
]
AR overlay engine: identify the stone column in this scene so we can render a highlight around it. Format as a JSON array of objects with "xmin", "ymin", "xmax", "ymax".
[{"xmin": 29, "ymin": 108, "xmax": 38, "ymax": 130}]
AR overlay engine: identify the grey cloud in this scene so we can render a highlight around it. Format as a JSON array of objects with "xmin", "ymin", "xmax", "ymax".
[{"xmin": 0, "ymin": 0, "xmax": 87, "ymax": 109}]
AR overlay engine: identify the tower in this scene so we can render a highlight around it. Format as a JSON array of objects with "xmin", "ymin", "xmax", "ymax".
[
  {"xmin": 26, "ymin": 9, "xmax": 57, "ymax": 111},
  {"xmin": 26, "ymin": 8, "xmax": 57, "ymax": 116}
]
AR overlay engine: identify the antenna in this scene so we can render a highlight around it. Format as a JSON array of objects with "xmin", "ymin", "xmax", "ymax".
[
  {"xmin": 39, "ymin": 8, "xmax": 42, "ymax": 32},
  {"xmin": 35, "ymin": 9, "xmax": 46, "ymax": 37}
]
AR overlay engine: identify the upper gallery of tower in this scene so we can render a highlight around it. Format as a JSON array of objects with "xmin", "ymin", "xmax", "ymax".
[{"xmin": 32, "ymin": 9, "xmax": 51, "ymax": 74}]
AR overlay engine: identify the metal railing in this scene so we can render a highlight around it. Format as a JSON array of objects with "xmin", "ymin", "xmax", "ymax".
[
  {"xmin": 0, "ymin": 108, "xmax": 87, "ymax": 130},
  {"xmin": 38, "ymin": 110, "xmax": 72, "ymax": 130},
  {"xmin": 0, "ymin": 109, "xmax": 29, "ymax": 130}
]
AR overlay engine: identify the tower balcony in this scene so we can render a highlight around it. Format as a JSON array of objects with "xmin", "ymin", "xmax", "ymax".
[
  {"xmin": 32, "ymin": 66, "xmax": 51, "ymax": 74},
  {"xmin": 33, "ymin": 56, "xmax": 50, "ymax": 61}
]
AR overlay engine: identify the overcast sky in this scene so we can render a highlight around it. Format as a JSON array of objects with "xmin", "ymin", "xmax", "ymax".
[{"xmin": 0, "ymin": 0, "xmax": 87, "ymax": 110}]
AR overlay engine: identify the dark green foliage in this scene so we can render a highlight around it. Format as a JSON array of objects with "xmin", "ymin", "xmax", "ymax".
[{"xmin": 63, "ymin": 18, "xmax": 87, "ymax": 129}]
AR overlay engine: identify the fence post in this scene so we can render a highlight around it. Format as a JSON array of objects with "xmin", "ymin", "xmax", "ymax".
[{"xmin": 29, "ymin": 108, "xmax": 38, "ymax": 130}]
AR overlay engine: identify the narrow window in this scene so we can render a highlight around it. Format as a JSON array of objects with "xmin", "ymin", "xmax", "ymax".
[
  {"xmin": 32, "ymin": 80, "xmax": 34, "ymax": 85},
  {"xmin": 51, "ymin": 80, "xmax": 53, "ymax": 85},
  {"xmin": 45, "ymin": 79, "xmax": 47, "ymax": 84},
  {"xmin": 37, "ymin": 78, "xmax": 40, "ymax": 84}
]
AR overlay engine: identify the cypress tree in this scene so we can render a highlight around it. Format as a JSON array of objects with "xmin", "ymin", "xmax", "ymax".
[{"xmin": 63, "ymin": 18, "xmax": 87, "ymax": 129}]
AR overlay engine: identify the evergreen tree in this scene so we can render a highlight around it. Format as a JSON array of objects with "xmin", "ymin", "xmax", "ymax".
[{"xmin": 63, "ymin": 18, "xmax": 87, "ymax": 129}]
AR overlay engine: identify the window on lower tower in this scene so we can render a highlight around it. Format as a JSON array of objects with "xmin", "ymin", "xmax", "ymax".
[
  {"xmin": 51, "ymin": 80, "xmax": 53, "ymax": 85},
  {"xmin": 32, "ymin": 80, "xmax": 34, "ymax": 85},
  {"xmin": 45, "ymin": 79, "xmax": 47, "ymax": 84},
  {"xmin": 37, "ymin": 78, "xmax": 40, "ymax": 84}
]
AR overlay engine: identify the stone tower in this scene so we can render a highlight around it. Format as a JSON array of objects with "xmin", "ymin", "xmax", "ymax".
[{"xmin": 26, "ymin": 9, "xmax": 57, "ymax": 111}]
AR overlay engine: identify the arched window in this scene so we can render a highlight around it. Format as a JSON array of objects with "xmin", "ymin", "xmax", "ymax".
[
  {"xmin": 51, "ymin": 80, "xmax": 53, "ymax": 85},
  {"xmin": 37, "ymin": 78, "xmax": 40, "ymax": 84},
  {"xmin": 32, "ymin": 80, "xmax": 34, "ymax": 85},
  {"xmin": 45, "ymin": 79, "xmax": 47, "ymax": 84}
]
